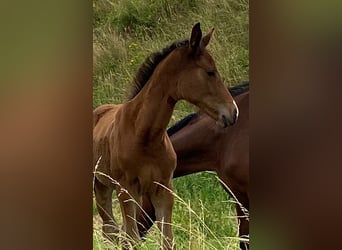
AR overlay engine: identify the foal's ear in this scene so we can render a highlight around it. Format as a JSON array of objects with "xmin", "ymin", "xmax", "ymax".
[
  {"xmin": 189, "ymin": 22, "xmax": 202, "ymax": 53},
  {"xmin": 202, "ymin": 28, "xmax": 214, "ymax": 47}
]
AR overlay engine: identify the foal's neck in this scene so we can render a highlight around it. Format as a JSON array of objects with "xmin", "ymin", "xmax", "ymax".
[{"xmin": 128, "ymin": 75, "xmax": 177, "ymax": 144}]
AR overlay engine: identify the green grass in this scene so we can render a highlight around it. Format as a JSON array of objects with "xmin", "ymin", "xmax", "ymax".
[
  {"xmin": 93, "ymin": 0, "xmax": 248, "ymax": 111},
  {"xmin": 93, "ymin": 172, "xmax": 241, "ymax": 250},
  {"xmin": 93, "ymin": 0, "xmax": 248, "ymax": 248}
]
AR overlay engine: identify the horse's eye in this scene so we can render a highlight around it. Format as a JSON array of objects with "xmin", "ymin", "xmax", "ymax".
[{"xmin": 207, "ymin": 71, "xmax": 215, "ymax": 77}]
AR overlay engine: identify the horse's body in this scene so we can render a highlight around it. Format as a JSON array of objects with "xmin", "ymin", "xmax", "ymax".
[
  {"xmin": 93, "ymin": 23, "xmax": 238, "ymax": 250},
  {"xmin": 138, "ymin": 83, "xmax": 249, "ymax": 249}
]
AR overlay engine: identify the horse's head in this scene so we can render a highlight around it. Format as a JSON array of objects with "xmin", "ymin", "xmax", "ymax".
[{"xmin": 170, "ymin": 23, "xmax": 238, "ymax": 127}]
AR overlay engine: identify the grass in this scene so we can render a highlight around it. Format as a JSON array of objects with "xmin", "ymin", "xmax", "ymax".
[
  {"xmin": 93, "ymin": 0, "xmax": 248, "ymax": 248},
  {"xmin": 93, "ymin": 172, "xmax": 241, "ymax": 250},
  {"xmin": 93, "ymin": 0, "xmax": 248, "ymax": 116}
]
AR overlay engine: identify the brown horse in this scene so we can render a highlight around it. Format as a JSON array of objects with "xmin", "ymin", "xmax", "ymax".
[
  {"xmin": 137, "ymin": 83, "xmax": 249, "ymax": 249},
  {"xmin": 93, "ymin": 23, "xmax": 238, "ymax": 250}
]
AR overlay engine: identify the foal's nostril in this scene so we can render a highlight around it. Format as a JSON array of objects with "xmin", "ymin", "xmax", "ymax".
[
  {"xmin": 233, "ymin": 109, "xmax": 237, "ymax": 122},
  {"xmin": 222, "ymin": 115, "xmax": 229, "ymax": 128}
]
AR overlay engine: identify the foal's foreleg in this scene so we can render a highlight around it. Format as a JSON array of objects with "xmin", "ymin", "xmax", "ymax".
[
  {"xmin": 94, "ymin": 178, "xmax": 119, "ymax": 241},
  {"xmin": 150, "ymin": 182, "xmax": 175, "ymax": 250},
  {"xmin": 117, "ymin": 186, "xmax": 141, "ymax": 250}
]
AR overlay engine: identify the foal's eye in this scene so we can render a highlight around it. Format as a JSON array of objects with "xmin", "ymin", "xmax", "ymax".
[{"xmin": 207, "ymin": 71, "xmax": 215, "ymax": 77}]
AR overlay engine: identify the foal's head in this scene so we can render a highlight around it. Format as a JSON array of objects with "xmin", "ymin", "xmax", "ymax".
[{"xmin": 167, "ymin": 23, "xmax": 238, "ymax": 127}]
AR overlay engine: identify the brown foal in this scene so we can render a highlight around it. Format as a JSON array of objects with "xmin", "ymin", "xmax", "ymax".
[{"xmin": 93, "ymin": 23, "xmax": 238, "ymax": 249}]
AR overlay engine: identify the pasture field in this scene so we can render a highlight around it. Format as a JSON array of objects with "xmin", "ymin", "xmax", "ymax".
[{"xmin": 93, "ymin": 0, "xmax": 248, "ymax": 249}]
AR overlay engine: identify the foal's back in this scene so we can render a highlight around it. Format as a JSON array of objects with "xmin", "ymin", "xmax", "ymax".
[
  {"xmin": 93, "ymin": 104, "xmax": 117, "ymax": 129},
  {"xmin": 93, "ymin": 104, "xmax": 121, "ymax": 178}
]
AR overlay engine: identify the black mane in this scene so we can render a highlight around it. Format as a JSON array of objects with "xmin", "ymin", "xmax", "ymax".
[
  {"xmin": 228, "ymin": 81, "xmax": 249, "ymax": 97},
  {"xmin": 167, "ymin": 113, "xmax": 199, "ymax": 136},
  {"xmin": 128, "ymin": 39, "xmax": 189, "ymax": 100},
  {"xmin": 167, "ymin": 81, "xmax": 249, "ymax": 136}
]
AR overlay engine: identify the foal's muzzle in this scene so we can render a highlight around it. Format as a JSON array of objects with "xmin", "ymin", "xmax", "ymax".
[{"xmin": 221, "ymin": 108, "xmax": 238, "ymax": 128}]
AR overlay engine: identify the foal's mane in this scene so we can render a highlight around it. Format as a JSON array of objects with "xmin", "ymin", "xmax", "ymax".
[
  {"xmin": 128, "ymin": 39, "xmax": 189, "ymax": 100},
  {"xmin": 167, "ymin": 82, "xmax": 250, "ymax": 136}
]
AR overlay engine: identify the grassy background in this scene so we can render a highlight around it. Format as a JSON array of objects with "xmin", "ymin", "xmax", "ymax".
[{"xmin": 93, "ymin": 0, "xmax": 248, "ymax": 249}]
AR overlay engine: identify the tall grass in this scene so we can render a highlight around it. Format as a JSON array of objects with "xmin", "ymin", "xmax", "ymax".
[
  {"xmin": 93, "ymin": 172, "xmax": 241, "ymax": 250},
  {"xmin": 93, "ymin": 0, "xmax": 248, "ymax": 115},
  {"xmin": 93, "ymin": 0, "xmax": 248, "ymax": 249}
]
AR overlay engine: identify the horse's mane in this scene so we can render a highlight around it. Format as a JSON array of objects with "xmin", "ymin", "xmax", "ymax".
[
  {"xmin": 128, "ymin": 39, "xmax": 189, "ymax": 100},
  {"xmin": 228, "ymin": 81, "xmax": 249, "ymax": 97},
  {"xmin": 167, "ymin": 81, "xmax": 249, "ymax": 136},
  {"xmin": 167, "ymin": 113, "xmax": 199, "ymax": 137}
]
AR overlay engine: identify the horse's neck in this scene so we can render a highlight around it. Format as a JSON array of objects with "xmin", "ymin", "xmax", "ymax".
[
  {"xmin": 126, "ymin": 77, "xmax": 176, "ymax": 144},
  {"xmin": 171, "ymin": 120, "xmax": 219, "ymax": 177}
]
